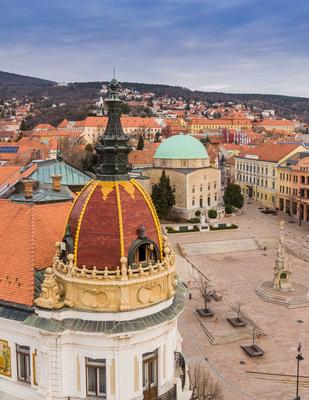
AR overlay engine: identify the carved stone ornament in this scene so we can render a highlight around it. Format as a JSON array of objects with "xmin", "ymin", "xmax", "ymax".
[
  {"xmin": 272, "ymin": 221, "xmax": 294, "ymax": 292},
  {"xmin": 80, "ymin": 289, "xmax": 109, "ymax": 309},
  {"xmin": 35, "ymin": 267, "xmax": 64, "ymax": 309},
  {"xmin": 138, "ymin": 282, "xmax": 162, "ymax": 304},
  {"xmin": 44, "ymin": 235, "xmax": 176, "ymax": 312}
]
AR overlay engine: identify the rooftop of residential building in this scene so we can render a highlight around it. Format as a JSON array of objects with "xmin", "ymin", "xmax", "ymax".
[
  {"xmin": 237, "ymin": 143, "xmax": 303, "ymax": 162},
  {"xmin": 0, "ymin": 199, "xmax": 72, "ymax": 306},
  {"xmin": 278, "ymin": 151, "xmax": 309, "ymax": 169},
  {"xmin": 29, "ymin": 158, "xmax": 91, "ymax": 187},
  {"xmin": 128, "ymin": 143, "xmax": 160, "ymax": 166}
]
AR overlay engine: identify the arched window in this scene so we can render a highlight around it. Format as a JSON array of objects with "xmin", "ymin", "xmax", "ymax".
[
  {"xmin": 60, "ymin": 224, "xmax": 74, "ymax": 263},
  {"xmin": 128, "ymin": 226, "xmax": 160, "ymax": 267}
]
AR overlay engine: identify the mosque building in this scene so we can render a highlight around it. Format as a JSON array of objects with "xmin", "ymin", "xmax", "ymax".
[
  {"xmin": 144, "ymin": 134, "xmax": 222, "ymax": 219},
  {"xmin": 0, "ymin": 80, "xmax": 187, "ymax": 400}
]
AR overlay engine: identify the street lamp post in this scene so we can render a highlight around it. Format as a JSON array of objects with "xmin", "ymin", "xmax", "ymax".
[{"xmin": 295, "ymin": 343, "xmax": 304, "ymax": 400}]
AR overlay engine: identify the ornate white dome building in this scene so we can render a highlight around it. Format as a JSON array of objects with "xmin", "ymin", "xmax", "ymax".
[{"xmin": 0, "ymin": 80, "xmax": 187, "ymax": 400}]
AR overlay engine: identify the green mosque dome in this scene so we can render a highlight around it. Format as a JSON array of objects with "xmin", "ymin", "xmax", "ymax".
[{"xmin": 154, "ymin": 134, "xmax": 208, "ymax": 160}]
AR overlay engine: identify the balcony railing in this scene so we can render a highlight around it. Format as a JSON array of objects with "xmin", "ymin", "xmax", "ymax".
[{"xmin": 156, "ymin": 385, "xmax": 177, "ymax": 400}]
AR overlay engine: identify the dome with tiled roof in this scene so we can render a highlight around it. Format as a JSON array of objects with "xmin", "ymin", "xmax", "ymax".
[
  {"xmin": 36, "ymin": 79, "xmax": 176, "ymax": 313},
  {"xmin": 62, "ymin": 78, "xmax": 162, "ymax": 271},
  {"xmin": 66, "ymin": 178, "xmax": 162, "ymax": 270}
]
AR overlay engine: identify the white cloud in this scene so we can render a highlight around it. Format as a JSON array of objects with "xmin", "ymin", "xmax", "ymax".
[{"xmin": 1, "ymin": 0, "xmax": 309, "ymax": 97}]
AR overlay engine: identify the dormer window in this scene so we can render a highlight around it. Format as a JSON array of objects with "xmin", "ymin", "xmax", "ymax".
[
  {"xmin": 60, "ymin": 224, "xmax": 74, "ymax": 263},
  {"xmin": 128, "ymin": 226, "xmax": 160, "ymax": 267}
]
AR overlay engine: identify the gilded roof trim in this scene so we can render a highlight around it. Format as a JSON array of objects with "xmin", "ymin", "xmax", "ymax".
[
  {"xmin": 64, "ymin": 179, "xmax": 94, "ymax": 237},
  {"xmin": 115, "ymin": 181, "xmax": 125, "ymax": 257},
  {"xmin": 131, "ymin": 179, "xmax": 163, "ymax": 260}
]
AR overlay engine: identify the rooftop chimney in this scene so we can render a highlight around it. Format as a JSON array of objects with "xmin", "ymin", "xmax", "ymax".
[
  {"xmin": 51, "ymin": 175, "xmax": 62, "ymax": 191},
  {"xmin": 23, "ymin": 179, "xmax": 34, "ymax": 199}
]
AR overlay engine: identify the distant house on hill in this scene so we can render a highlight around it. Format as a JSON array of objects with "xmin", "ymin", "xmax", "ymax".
[
  {"xmin": 57, "ymin": 116, "xmax": 162, "ymax": 144},
  {"xmin": 32, "ymin": 123, "xmax": 55, "ymax": 131}
]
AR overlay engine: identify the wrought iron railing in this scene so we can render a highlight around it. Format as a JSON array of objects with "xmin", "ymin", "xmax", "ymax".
[
  {"xmin": 156, "ymin": 384, "xmax": 177, "ymax": 400},
  {"xmin": 175, "ymin": 351, "xmax": 186, "ymax": 391}
]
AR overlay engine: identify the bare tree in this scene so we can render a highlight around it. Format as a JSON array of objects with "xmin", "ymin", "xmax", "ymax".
[
  {"xmin": 189, "ymin": 363, "xmax": 223, "ymax": 400},
  {"xmin": 195, "ymin": 278, "xmax": 214, "ymax": 312},
  {"xmin": 232, "ymin": 300, "xmax": 243, "ymax": 322},
  {"xmin": 251, "ymin": 324, "xmax": 258, "ymax": 348},
  {"xmin": 195, "ymin": 277, "xmax": 225, "ymax": 312},
  {"xmin": 61, "ymin": 137, "xmax": 86, "ymax": 170}
]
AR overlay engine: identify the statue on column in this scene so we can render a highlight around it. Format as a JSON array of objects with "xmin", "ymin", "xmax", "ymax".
[{"xmin": 273, "ymin": 221, "xmax": 294, "ymax": 292}]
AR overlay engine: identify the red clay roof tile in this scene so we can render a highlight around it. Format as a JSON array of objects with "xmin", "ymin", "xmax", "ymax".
[{"xmin": 0, "ymin": 200, "xmax": 72, "ymax": 306}]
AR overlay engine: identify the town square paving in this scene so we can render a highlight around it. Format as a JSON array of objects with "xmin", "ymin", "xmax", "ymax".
[
  {"xmin": 169, "ymin": 201, "xmax": 309, "ymax": 400},
  {"xmin": 180, "ymin": 238, "xmax": 259, "ymax": 256}
]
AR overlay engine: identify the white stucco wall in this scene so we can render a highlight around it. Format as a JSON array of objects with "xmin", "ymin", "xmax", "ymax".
[{"xmin": 0, "ymin": 314, "xmax": 180, "ymax": 400}]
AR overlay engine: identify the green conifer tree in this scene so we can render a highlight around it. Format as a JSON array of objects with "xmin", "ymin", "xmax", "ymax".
[
  {"xmin": 151, "ymin": 170, "xmax": 175, "ymax": 219},
  {"xmin": 154, "ymin": 131, "xmax": 161, "ymax": 142},
  {"xmin": 223, "ymin": 183, "xmax": 244, "ymax": 209},
  {"xmin": 20, "ymin": 120, "xmax": 27, "ymax": 131}
]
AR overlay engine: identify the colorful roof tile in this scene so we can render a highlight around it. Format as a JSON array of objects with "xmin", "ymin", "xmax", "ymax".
[
  {"xmin": 66, "ymin": 179, "xmax": 162, "ymax": 270},
  {"xmin": 0, "ymin": 200, "xmax": 72, "ymax": 306},
  {"xmin": 238, "ymin": 143, "xmax": 303, "ymax": 162}
]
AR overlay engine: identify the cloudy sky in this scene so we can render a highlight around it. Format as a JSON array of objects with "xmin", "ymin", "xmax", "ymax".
[{"xmin": 1, "ymin": 0, "xmax": 309, "ymax": 96}]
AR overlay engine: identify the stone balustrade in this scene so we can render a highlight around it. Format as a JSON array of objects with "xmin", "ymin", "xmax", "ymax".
[
  {"xmin": 36, "ymin": 237, "xmax": 177, "ymax": 312},
  {"xmin": 53, "ymin": 246, "xmax": 175, "ymax": 282}
]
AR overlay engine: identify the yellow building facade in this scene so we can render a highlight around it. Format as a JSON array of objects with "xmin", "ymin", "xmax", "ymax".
[
  {"xmin": 234, "ymin": 144, "xmax": 305, "ymax": 208},
  {"xmin": 188, "ymin": 117, "xmax": 252, "ymax": 134},
  {"xmin": 277, "ymin": 152, "xmax": 309, "ymax": 223}
]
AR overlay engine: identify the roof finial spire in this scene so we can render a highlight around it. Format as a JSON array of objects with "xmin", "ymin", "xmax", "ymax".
[
  {"xmin": 113, "ymin": 65, "xmax": 116, "ymax": 80},
  {"xmin": 94, "ymin": 77, "xmax": 132, "ymax": 181}
]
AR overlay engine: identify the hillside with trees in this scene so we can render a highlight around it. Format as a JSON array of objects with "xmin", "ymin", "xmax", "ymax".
[
  {"xmin": 1, "ymin": 70, "xmax": 309, "ymax": 123},
  {"xmin": 0, "ymin": 70, "xmax": 53, "ymax": 86}
]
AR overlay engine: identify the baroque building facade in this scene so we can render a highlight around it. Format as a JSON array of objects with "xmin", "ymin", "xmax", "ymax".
[
  {"xmin": 234, "ymin": 143, "xmax": 305, "ymax": 208},
  {"xmin": 277, "ymin": 151, "xmax": 309, "ymax": 223},
  {"xmin": 0, "ymin": 79, "xmax": 187, "ymax": 400}
]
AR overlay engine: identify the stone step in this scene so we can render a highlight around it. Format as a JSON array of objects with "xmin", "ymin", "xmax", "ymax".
[
  {"xmin": 286, "ymin": 241, "xmax": 309, "ymax": 262},
  {"xmin": 257, "ymin": 286, "xmax": 309, "ymax": 309},
  {"xmin": 257, "ymin": 287, "xmax": 288, "ymax": 303},
  {"xmin": 194, "ymin": 311, "xmax": 264, "ymax": 345}
]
